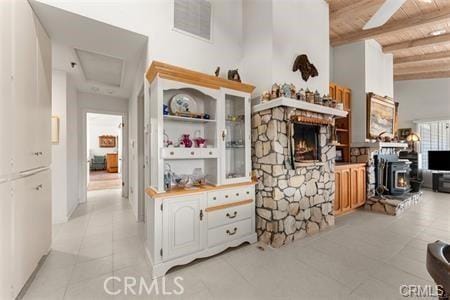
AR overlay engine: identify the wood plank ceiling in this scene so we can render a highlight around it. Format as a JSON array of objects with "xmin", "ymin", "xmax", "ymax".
[{"xmin": 329, "ymin": 0, "xmax": 450, "ymax": 80}]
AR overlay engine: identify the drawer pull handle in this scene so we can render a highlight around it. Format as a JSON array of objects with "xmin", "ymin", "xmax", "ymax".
[
  {"xmin": 236, "ymin": 193, "xmax": 239, "ymax": 196},
  {"xmin": 35, "ymin": 184, "xmax": 43, "ymax": 191},
  {"xmin": 225, "ymin": 195, "xmax": 229, "ymax": 198},
  {"xmin": 209, "ymin": 151, "xmax": 213, "ymax": 155},
  {"xmin": 226, "ymin": 227, "xmax": 238, "ymax": 236},
  {"xmin": 191, "ymin": 151, "xmax": 195, "ymax": 155},
  {"xmin": 246, "ymin": 191, "xmax": 250, "ymax": 195},
  {"xmin": 213, "ymin": 196, "xmax": 217, "ymax": 200},
  {"xmin": 226, "ymin": 211, "xmax": 237, "ymax": 219},
  {"xmin": 170, "ymin": 152, "xmax": 174, "ymax": 155}
]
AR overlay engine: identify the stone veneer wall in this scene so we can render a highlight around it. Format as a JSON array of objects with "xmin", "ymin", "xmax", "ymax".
[{"xmin": 252, "ymin": 107, "xmax": 336, "ymax": 248}]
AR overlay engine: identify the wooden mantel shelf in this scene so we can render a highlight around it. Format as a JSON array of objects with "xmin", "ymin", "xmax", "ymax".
[
  {"xmin": 146, "ymin": 61, "xmax": 255, "ymax": 93},
  {"xmin": 351, "ymin": 142, "xmax": 408, "ymax": 149},
  {"xmin": 252, "ymin": 97, "xmax": 348, "ymax": 118}
]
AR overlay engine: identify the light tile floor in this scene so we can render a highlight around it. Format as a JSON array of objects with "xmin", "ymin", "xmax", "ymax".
[{"xmin": 23, "ymin": 189, "xmax": 449, "ymax": 299}]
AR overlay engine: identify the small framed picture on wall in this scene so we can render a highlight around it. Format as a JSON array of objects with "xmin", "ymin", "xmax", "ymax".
[{"xmin": 99, "ymin": 135, "xmax": 116, "ymax": 148}]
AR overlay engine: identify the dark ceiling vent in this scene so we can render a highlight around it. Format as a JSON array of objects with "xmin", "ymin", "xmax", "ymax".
[{"xmin": 174, "ymin": 0, "xmax": 212, "ymax": 41}]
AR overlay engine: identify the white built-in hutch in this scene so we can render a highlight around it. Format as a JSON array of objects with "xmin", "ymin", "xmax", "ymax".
[{"xmin": 144, "ymin": 62, "xmax": 257, "ymax": 278}]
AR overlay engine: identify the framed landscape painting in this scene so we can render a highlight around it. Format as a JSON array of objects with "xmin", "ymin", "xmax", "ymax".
[{"xmin": 366, "ymin": 93, "xmax": 397, "ymax": 139}]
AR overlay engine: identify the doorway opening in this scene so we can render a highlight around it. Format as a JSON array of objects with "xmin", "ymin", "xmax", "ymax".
[{"xmin": 86, "ymin": 113, "xmax": 123, "ymax": 194}]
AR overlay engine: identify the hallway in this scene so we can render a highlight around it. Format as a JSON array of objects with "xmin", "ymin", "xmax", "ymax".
[{"xmin": 24, "ymin": 190, "xmax": 146, "ymax": 299}]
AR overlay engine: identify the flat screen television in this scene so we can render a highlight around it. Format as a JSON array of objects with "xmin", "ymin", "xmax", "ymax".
[{"xmin": 428, "ymin": 151, "xmax": 450, "ymax": 171}]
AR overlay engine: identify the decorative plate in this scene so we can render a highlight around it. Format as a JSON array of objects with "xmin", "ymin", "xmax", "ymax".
[{"xmin": 169, "ymin": 94, "xmax": 197, "ymax": 114}]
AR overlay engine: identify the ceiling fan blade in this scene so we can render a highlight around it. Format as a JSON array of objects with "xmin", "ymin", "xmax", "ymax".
[{"xmin": 363, "ymin": 0, "xmax": 406, "ymax": 30}]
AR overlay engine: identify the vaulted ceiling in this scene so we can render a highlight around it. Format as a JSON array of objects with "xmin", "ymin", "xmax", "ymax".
[{"xmin": 329, "ymin": 0, "xmax": 450, "ymax": 81}]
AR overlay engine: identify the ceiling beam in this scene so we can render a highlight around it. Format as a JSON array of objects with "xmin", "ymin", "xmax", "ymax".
[
  {"xmin": 394, "ymin": 70, "xmax": 450, "ymax": 81},
  {"xmin": 330, "ymin": 0, "xmax": 383, "ymax": 24},
  {"xmin": 394, "ymin": 50, "xmax": 450, "ymax": 65},
  {"xmin": 395, "ymin": 62, "xmax": 450, "ymax": 74},
  {"xmin": 383, "ymin": 33, "xmax": 450, "ymax": 53},
  {"xmin": 331, "ymin": 7, "xmax": 450, "ymax": 47}
]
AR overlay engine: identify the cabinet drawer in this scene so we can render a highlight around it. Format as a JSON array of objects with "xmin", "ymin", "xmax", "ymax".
[
  {"xmin": 207, "ymin": 203, "xmax": 252, "ymax": 229},
  {"xmin": 207, "ymin": 186, "xmax": 254, "ymax": 206},
  {"xmin": 161, "ymin": 148, "xmax": 218, "ymax": 159},
  {"xmin": 207, "ymin": 218, "xmax": 252, "ymax": 247}
]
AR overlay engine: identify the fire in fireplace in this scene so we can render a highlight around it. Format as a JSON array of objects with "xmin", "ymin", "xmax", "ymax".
[
  {"xmin": 388, "ymin": 161, "xmax": 411, "ymax": 195},
  {"xmin": 293, "ymin": 123, "xmax": 321, "ymax": 162}
]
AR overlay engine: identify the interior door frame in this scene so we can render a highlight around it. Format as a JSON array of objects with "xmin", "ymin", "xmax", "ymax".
[
  {"xmin": 80, "ymin": 108, "xmax": 128, "ymax": 203},
  {"xmin": 137, "ymin": 85, "xmax": 145, "ymax": 221}
]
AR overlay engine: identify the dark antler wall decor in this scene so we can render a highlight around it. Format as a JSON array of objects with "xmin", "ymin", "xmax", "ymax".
[{"xmin": 292, "ymin": 54, "xmax": 318, "ymax": 82}]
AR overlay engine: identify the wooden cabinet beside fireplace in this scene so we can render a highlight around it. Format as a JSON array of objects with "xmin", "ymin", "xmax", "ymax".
[{"xmin": 334, "ymin": 163, "xmax": 366, "ymax": 215}]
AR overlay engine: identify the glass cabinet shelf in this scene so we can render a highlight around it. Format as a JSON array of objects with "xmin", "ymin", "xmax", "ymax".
[{"xmin": 164, "ymin": 115, "xmax": 216, "ymax": 123}]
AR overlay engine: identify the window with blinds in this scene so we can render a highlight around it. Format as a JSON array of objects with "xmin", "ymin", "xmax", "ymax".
[
  {"xmin": 174, "ymin": 0, "xmax": 212, "ymax": 41},
  {"xmin": 418, "ymin": 120, "xmax": 450, "ymax": 169}
]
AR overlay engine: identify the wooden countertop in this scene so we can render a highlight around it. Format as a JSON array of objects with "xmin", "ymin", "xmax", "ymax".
[
  {"xmin": 335, "ymin": 162, "xmax": 366, "ymax": 169},
  {"xmin": 146, "ymin": 181, "xmax": 256, "ymax": 199}
]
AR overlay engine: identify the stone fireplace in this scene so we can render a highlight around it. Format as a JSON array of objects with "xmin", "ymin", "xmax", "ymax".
[{"xmin": 252, "ymin": 106, "xmax": 337, "ymax": 247}]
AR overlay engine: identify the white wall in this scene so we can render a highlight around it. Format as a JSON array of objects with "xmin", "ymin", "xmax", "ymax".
[
  {"xmin": 241, "ymin": 0, "xmax": 273, "ymax": 96},
  {"xmin": 87, "ymin": 116, "xmax": 121, "ymax": 159},
  {"xmin": 51, "ymin": 69, "xmax": 79, "ymax": 223},
  {"xmin": 272, "ymin": 0, "xmax": 329, "ymax": 95},
  {"xmin": 127, "ymin": 51, "xmax": 147, "ymax": 221},
  {"xmin": 332, "ymin": 40, "xmax": 394, "ymax": 143},
  {"xmin": 333, "ymin": 41, "xmax": 366, "ymax": 144},
  {"xmin": 242, "ymin": 0, "xmax": 330, "ymax": 96},
  {"xmin": 365, "ymin": 40, "xmax": 393, "ymax": 98},
  {"xmin": 395, "ymin": 78, "xmax": 450, "ymax": 128},
  {"xmin": 66, "ymin": 76, "xmax": 78, "ymax": 217},
  {"xmin": 51, "ymin": 70, "xmax": 68, "ymax": 224},
  {"xmin": 36, "ymin": 0, "xmax": 244, "ymax": 76}
]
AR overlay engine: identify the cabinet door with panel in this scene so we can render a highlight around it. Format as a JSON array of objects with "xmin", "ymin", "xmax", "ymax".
[
  {"xmin": 343, "ymin": 88, "xmax": 351, "ymax": 111},
  {"xmin": 12, "ymin": 0, "xmax": 39, "ymax": 172},
  {"xmin": 351, "ymin": 167, "xmax": 366, "ymax": 208},
  {"xmin": 35, "ymin": 18, "xmax": 52, "ymax": 167},
  {"xmin": 0, "ymin": 0, "xmax": 13, "ymax": 177},
  {"xmin": 336, "ymin": 86, "xmax": 344, "ymax": 103},
  {"xmin": 162, "ymin": 194, "xmax": 206, "ymax": 261},
  {"xmin": 221, "ymin": 89, "xmax": 251, "ymax": 184},
  {"xmin": 340, "ymin": 168, "xmax": 352, "ymax": 213},
  {"xmin": 334, "ymin": 170, "xmax": 342, "ymax": 214},
  {"xmin": 33, "ymin": 170, "xmax": 51, "ymax": 258},
  {"xmin": 329, "ymin": 83, "xmax": 336, "ymax": 100},
  {"xmin": 12, "ymin": 174, "xmax": 37, "ymax": 296},
  {"xmin": 0, "ymin": 181, "xmax": 13, "ymax": 300}
]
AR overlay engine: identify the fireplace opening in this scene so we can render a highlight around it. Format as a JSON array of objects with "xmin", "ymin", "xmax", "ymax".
[
  {"xmin": 293, "ymin": 123, "xmax": 321, "ymax": 162},
  {"xmin": 396, "ymin": 171, "xmax": 408, "ymax": 189}
]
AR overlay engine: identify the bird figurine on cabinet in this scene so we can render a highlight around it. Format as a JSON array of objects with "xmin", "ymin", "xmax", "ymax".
[
  {"xmin": 292, "ymin": 54, "xmax": 318, "ymax": 82},
  {"xmin": 228, "ymin": 69, "xmax": 241, "ymax": 82}
]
